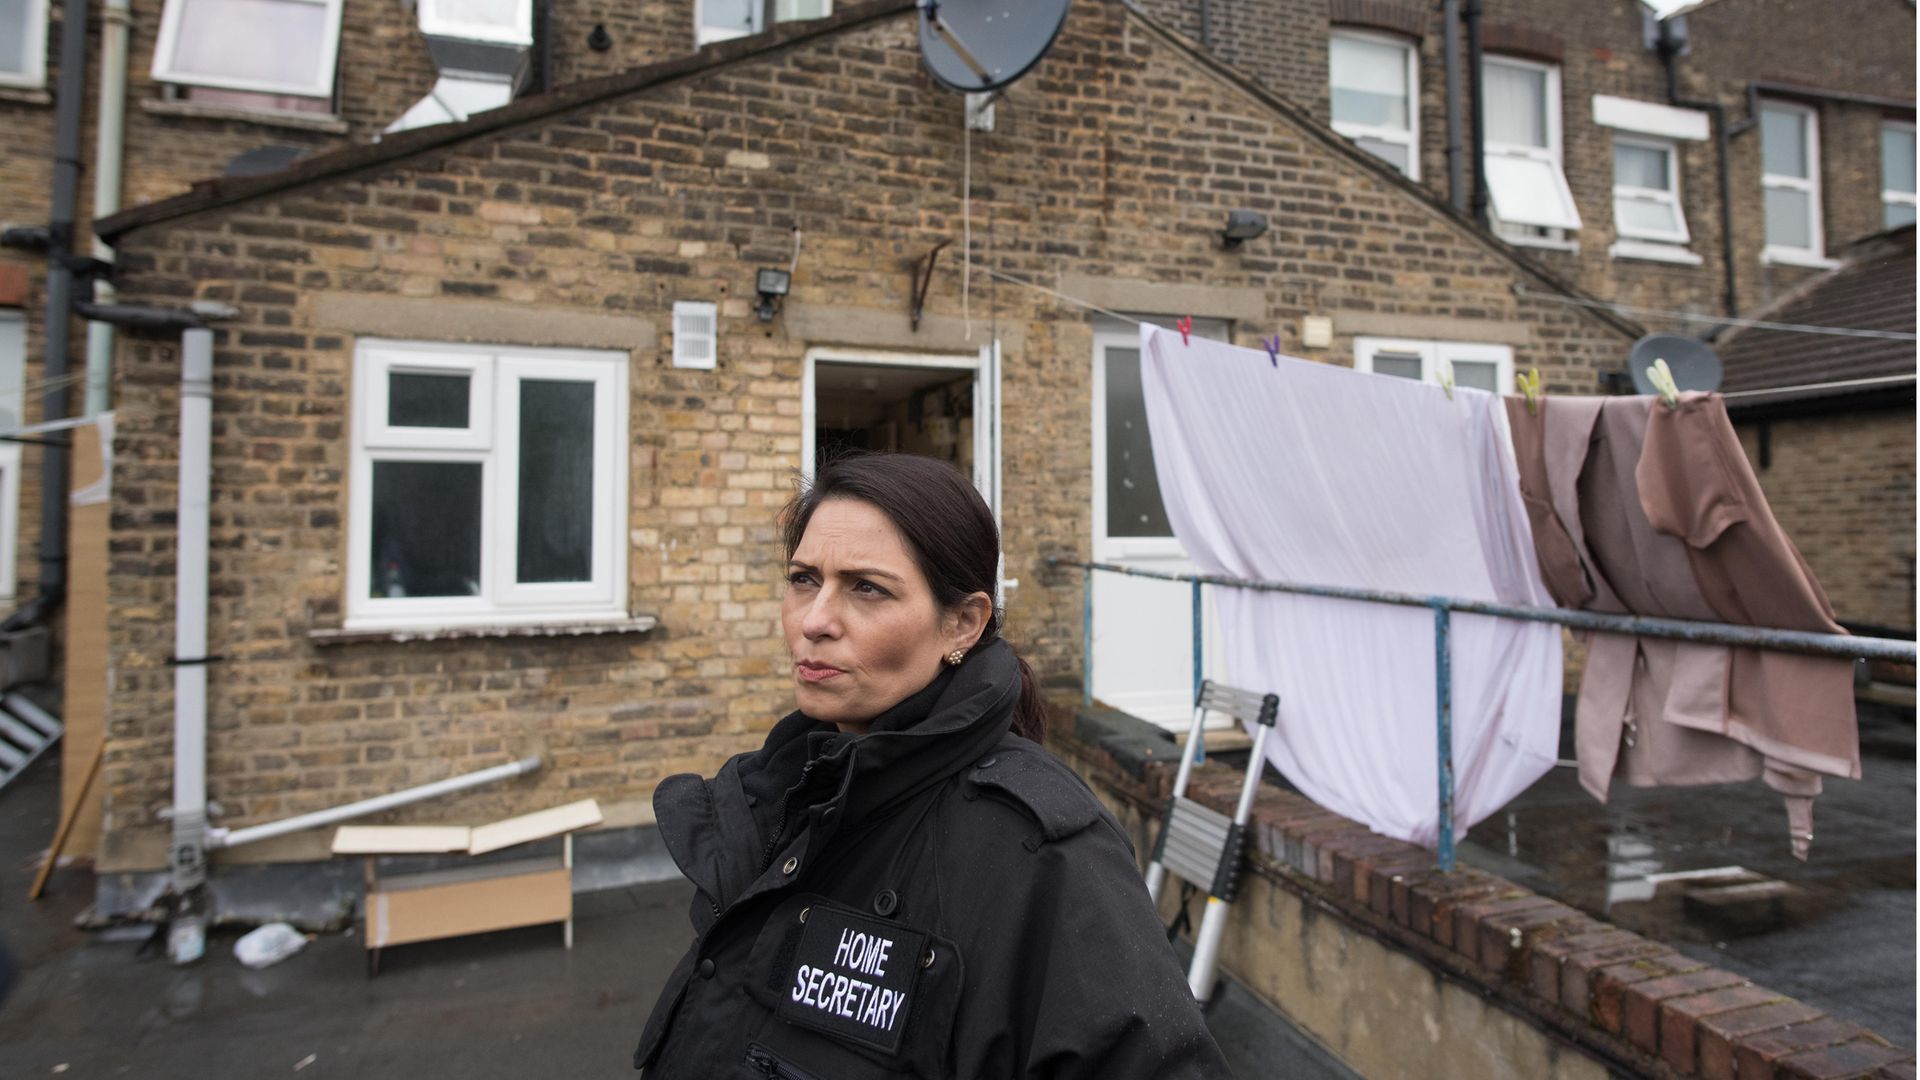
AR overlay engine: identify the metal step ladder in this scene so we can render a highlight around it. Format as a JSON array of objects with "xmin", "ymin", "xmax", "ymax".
[
  {"xmin": 1144, "ymin": 679, "xmax": 1278, "ymax": 1002},
  {"xmin": 0, "ymin": 692, "xmax": 62, "ymax": 795}
]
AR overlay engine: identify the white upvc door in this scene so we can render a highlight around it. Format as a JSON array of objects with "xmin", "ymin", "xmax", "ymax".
[{"xmin": 1088, "ymin": 323, "xmax": 1227, "ymax": 729}]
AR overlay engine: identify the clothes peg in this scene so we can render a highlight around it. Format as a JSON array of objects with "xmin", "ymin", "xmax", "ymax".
[
  {"xmin": 1263, "ymin": 334, "xmax": 1281, "ymax": 367},
  {"xmin": 1518, "ymin": 368, "xmax": 1543, "ymax": 415},
  {"xmin": 1647, "ymin": 358, "xmax": 1681, "ymax": 409},
  {"xmin": 1176, "ymin": 316, "xmax": 1193, "ymax": 346},
  {"xmin": 1437, "ymin": 356, "xmax": 1456, "ymax": 400}
]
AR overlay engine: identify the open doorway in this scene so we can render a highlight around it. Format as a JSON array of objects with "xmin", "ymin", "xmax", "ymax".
[{"xmin": 807, "ymin": 355, "xmax": 982, "ymax": 481}]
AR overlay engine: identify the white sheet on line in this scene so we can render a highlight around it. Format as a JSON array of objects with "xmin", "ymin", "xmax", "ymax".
[{"xmin": 1138, "ymin": 325, "xmax": 1561, "ymax": 846}]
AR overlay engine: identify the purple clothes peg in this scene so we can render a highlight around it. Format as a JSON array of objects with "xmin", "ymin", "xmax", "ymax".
[
  {"xmin": 1176, "ymin": 316, "xmax": 1193, "ymax": 346},
  {"xmin": 1263, "ymin": 334, "xmax": 1281, "ymax": 366}
]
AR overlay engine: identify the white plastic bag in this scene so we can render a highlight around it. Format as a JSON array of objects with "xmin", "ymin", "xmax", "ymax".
[{"xmin": 234, "ymin": 922, "xmax": 309, "ymax": 969}]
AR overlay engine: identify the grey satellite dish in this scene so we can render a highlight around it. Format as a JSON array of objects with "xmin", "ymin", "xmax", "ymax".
[
  {"xmin": 918, "ymin": 0, "xmax": 1071, "ymax": 93},
  {"xmin": 1628, "ymin": 332, "xmax": 1723, "ymax": 395}
]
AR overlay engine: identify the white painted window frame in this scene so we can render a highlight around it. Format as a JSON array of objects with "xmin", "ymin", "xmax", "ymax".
[
  {"xmin": 1354, "ymin": 336, "xmax": 1515, "ymax": 395},
  {"xmin": 0, "ymin": 312, "xmax": 23, "ymax": 605},
  {"xmin": 1483, "ymin": 55, "xmax": 1581, "ymax": 245},
  {"xmin": 0, "ymin": 0, "xmax": 49, "ymax": 88},
  {"xmin": 151, "ymin": 0, "xmax": 344, "ymax": 98},
  {"xmin": 347, "ymin": 339, "xmax": 629, "ymax": 631},
  {"xmin": 1329, "ymin": 27, "xmax": 1421, "ymax": 180},
  {"xmin": 418, "ymin": 0, "xmax": 534, "ymax": 46},
  {"xmin": 696, "ymin": 0, "xmax": 833, "ymax": 46},
  {"xmin": 1611, "ymin": 134, "xmax": 1690, "ymax": 246},
  {"xmin": 1760, "ymin": 100, "xmax": 1829, "ymax": 267},
  {"xmin": 1882, "ymin": 120, "xmax": 1916, "ymax": 228}
]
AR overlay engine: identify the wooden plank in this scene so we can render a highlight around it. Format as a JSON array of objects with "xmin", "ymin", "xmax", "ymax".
[
  {"xmin": 374, "ymin": 854, "xmax": 563, "ymax": 892},
  {"xmin": 58, "ymin": 420, "xmax": 111, "ymax": 863},
  {"xmin": 467, "ymin": 798, "xmax": 603, "ymax": 855},
  {"xmin": 30, "ymin": 743, "xmax": 102, "ymax": 899},
  {"xmin": 366, "ymin": 868, "xmax": 572, "ymax": 948},
  {"xmin": 331, "ymin": 825, "xmax": 472, "ymax": 855}
]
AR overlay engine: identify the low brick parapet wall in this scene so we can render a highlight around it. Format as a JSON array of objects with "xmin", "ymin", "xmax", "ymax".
[{"xmin": 1053, "ymin": 701, "xmax": 1915, "ymax": 1080}]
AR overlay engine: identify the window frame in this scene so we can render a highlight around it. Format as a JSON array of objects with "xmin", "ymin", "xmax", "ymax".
[
  {"xmin": 1354, "ymin": 336, "xmax": 1515, "ymax": 395},
  {"xmin": 1328, "ymin": 27, "xmax": 1421, "ymax": 180},
  {"xmin": 0, "ymin": 0, "xmax": 49, "ymax": 89},
  {"xmin": 150, "ymin": 0, "xmax": 345, "ymax": 98},
  {"xmin": 1882, "ymin": 120, "xmax": 1916, "ymax": 229},
  {"xmin": 347, "ymin": 339, "xmax": 630, "ymax": 632},
  {"xmin": 1759, "ymin": 100, "xmax": 1827, "ymax": 265},
  {"xmin": 695, "ymin": 0, "xmax": 834, "ymax": 46},
  {"xmin": 0, "ymin": 312, "xmax": 23, "ymax": 606},
  {"xmin": 1481, "ymin": 55, "xmax": 1582, "ymax": 242},
  {"xmin": 417, "ymin": 0, "xmax": 533, "ymax": 46},
  {"xmin": 1611, "ymin": 134, "xmax": 1690, "ymax": 247}
]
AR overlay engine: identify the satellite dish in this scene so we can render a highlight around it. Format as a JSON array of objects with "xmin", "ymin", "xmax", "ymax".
[
  {"xmin": 1627, "ymin": 332, "xmax": 1722, "ymax": 395},
  {"xmin": 918, "ymin": 0, "xmax": 1071, "ymax": 93}
]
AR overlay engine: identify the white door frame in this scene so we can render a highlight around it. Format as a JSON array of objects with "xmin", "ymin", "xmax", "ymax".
[{"xmin": 801, "ymin": 345, "xmax": 1001, "ymax": 523}]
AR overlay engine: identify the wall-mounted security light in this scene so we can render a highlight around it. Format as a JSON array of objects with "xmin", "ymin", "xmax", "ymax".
[
  {"xmin": 755, "ymin": 268, "xmax": 791, "ymax": 322},
  {"xmin": 1220, "ymin": 210, "xmax": 1269, "ymax": 249}
]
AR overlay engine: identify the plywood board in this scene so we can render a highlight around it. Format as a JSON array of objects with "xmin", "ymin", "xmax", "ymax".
[
  {"xmin": 332, "ymin": 825, "xmax": 472, "ymax": 855},
  {"xmin": 58, "ymin": 419, "xmax": 112, "ymax": 863},
  {"xmin": 467, "ymin": 798, "xmax": 602, "ymax": 855},
  {"xmin": 367, "ymin": 867, "xmax": 572, "ymax": 948}
]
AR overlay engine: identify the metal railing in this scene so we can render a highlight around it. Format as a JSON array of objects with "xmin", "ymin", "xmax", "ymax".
[{"xmin": 1051, "ymin": 556, "xmax": 1918, "ymax": 872}]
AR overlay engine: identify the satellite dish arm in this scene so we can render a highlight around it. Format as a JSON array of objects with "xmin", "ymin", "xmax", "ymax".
[{"xmin": 919, "ymin": 0, "xmax": 995, "ymax": 85}]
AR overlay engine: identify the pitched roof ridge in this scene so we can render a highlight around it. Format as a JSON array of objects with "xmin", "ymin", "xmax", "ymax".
[
  {"xmin": 1116, "ymin": 0, "xmax": 1642, "ymax": 340},
  {"xmin": 95, "ymin": 0, "xmax": 917, "ymax": 241},
  {"xmin": 1717, "ymin": 230, "xmax": 1915, "ymax": 350}
]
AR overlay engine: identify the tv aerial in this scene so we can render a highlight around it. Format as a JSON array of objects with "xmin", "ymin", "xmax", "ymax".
[
  {"xmin": 1627, "ymin": 332, "xmax": 1723, "ymax": 395},
  {"xmin": 918, "ymin": 0, "xmax": 1072, "ymax": 94}
]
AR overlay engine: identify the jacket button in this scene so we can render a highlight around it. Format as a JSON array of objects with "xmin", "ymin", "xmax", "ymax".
[
  {"xmin": 698, "ymin": 958, "xmax": 715, "ymax": 979},
  {"xmin": 872, "ymin": 889, "xmax": 899, "ymax": 917},
  {"xmin": 782, "ymin": 856, "xmax": 799, "ymax": 875},
  {"xmin": 975, "ymin": 755, "xmax": 998, "ymax": 769}
]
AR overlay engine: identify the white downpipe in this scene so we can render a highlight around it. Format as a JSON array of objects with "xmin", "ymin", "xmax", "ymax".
[
  {"xmin": 210, "ymin": 755, "xmax": 543, "ymax": 850},
  {"xmin": 167, "ymin": 328, "xmax": 212, "ymax": 965},
  {"xmin": 84, "ymin": 0, "xmax": 132, "ymax": 415}
]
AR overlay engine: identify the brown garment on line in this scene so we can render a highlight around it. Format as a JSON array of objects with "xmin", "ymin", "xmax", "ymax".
[
  {"xmin": 1502, "ymin": 397, "xmax": 1593, "ymax": 610},
  {"xmin": 1637, "ymin": 391, "xmax": 1861, "ymax": 791},
  {"xmin": 1541, "ymin": 396, "xmax": 1826, "ymax": 858}
]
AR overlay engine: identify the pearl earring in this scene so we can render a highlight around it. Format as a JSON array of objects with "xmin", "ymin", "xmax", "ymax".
[{"xmin": 945, "ymin": 650, "xmax": 966, "ymax": 666}]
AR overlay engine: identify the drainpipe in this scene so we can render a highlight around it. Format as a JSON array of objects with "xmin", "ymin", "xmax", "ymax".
[
  {"xmin": 1198, "ymin": 0, "xmax": 1211, "ymax": 51},
  {"xmin": 83, "ymin": 0, "xmax": 133, "ymax": 416},
  {"xmin": 1464, "ymin": 0, "xmax": 1489, "ymax": 226},
  {"xmin": 1656, "ymin": 17, "xmax": 1742, "ymax": 321},
  {"xmin": 36, "ymin": 0, "xmax": 91, "ymax": 614},
  {"xmin": 168, "ymin": 325, "xmax": 214, "ymax": 964},
  {"xmin": 1442, "ymin": 0, "xmax": 1466, "ymax": 212}
]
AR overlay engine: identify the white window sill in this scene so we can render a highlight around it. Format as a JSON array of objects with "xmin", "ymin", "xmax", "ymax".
[
  {"xmin": 311, "ymin": 614, "xmax": 657, "ymax": 647},
  {"xmin": 141, "ymin": 96, "xmax": 349, "ymax": 134},
  {"xmin": 1609, "ymin": 240, "xmax": 1704, "ymax": 265},
  {"xmin": 0, "ymin": 86, "xmax": 51, "ymax": 105},
  {"xmin": 1500, "ymin": 233, "xmax": 1581, "ymax": 253},
  {"xmin": 1760, "ymin": 247, "xmax": 1840, "ymax": 270}
]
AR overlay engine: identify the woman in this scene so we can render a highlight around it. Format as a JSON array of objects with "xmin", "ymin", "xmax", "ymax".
[{"xmin": 633, "ymin": 453, "xmax": 1231, "ymax": 1079}]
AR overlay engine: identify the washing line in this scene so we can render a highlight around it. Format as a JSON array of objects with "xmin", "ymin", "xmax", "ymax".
[{"xmin": 1512, "ymin": 286, "xmax": 1917, "ymax": 341}]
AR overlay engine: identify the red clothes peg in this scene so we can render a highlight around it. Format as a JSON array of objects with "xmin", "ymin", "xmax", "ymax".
[{"xmin": 1177, "ymin": 316, "xmax": 1193, "ymax": 345}]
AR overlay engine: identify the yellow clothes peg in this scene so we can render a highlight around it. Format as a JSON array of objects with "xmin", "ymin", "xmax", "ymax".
[
  {"xmin": 1518, "ymin": 369, "xmax": 1543, "ymax": 414},
  {"xmin": 1646, "ymin": 358, "xmax": 1681, "ymax": 409},
  {"xmin": 1437, "ymin": 356, "xmax": 1456, "ymax": 400}
]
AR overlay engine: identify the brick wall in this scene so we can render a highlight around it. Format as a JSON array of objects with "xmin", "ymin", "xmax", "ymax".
[
  {"xmin": 94, "ymin": 1, "xmax": 1637, "ymax": 869},
  {"xmin": 1736, "ymin": 409, "xmax": 1917, "ymax": 635}
]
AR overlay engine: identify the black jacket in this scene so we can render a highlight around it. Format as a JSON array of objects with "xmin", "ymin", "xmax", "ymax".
[{"xmin": 633, "ymin": 640, "xmax": 1232, "ymax": 1079}]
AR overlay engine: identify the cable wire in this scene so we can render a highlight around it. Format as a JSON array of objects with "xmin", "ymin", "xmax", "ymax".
[{"xmin": 1514, "ymin": 287, "xmax": 1918, "ymax": 341}]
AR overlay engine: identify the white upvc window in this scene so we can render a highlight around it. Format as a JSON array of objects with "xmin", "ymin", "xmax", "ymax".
[
  {"xmin": 696, "ymin": 0, "xmax": 831, "ymax": 46},
  {"xmin": 1882, "ymin": 121, "xmax": 1916, "ymax": 230},
  {"xmin": 1355, "ymin": 337, "xmax": 1514, "ymax": 395},
  {"xmin": 1482, "ymin": 55, "xmax": 1582, "ymax": 246},
  {"xmin": 418, "ymin": 0, "xmax": 533, "ymax": 46},
  {"xmin": 0, "ymin": 0, "xmax": 49, "ymax": 88},
  {"xmin": 1329, "ymin": 29, "xmax": 1420, "ymax": 179},
  {"xmin": 151, "ymin": 0, "xmax": 344, "ymax": 98},
  {"xmin": 1760, "ymin": 101, "xmax": 1829, "ymax": 266},
  {"xmin": 348, "ymin": 340, "xmax": 630, "ymax": 631},
  {"xmin": 1611, "ymin": 135, "xmax": 1689, "ymax": 246}
]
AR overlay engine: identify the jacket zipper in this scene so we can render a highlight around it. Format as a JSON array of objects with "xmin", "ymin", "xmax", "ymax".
[
  {"xmin": 745, "ymin": 1043, "xmax": 831, "ymax": 1080},
  {"xmin": 759, "ymin": 760, "xmax": 815, "ymax": 873}
]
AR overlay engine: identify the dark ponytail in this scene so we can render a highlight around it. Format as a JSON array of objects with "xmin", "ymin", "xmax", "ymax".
[{"xmin": 782, "ymin": 452, "xmax": 1048, "ymax": 743}]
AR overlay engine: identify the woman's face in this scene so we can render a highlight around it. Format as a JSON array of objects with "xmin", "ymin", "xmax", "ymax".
[{"xmin": 782, "ymin": 498, "xmax": 987, "ymax": 732}]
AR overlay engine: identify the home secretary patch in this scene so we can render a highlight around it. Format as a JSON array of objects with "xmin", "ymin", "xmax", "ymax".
[{"xmin": 775, "ymin": 903, "xmax": 926, "ymax": 1055}]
